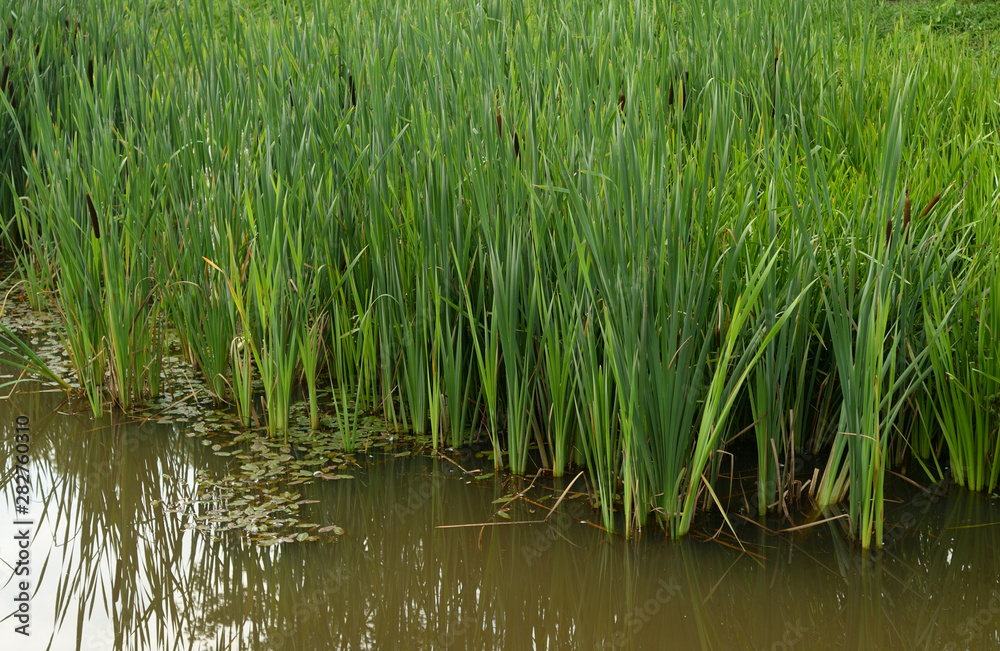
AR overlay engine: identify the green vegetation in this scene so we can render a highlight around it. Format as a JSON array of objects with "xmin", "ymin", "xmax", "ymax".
[{"xmin": 1, "ymin": 0, "xmax": 999, "ymax": 548}]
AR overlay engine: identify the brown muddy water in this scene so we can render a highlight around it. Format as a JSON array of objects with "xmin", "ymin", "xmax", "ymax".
[{"xmin": 1, "ymin": 386, "xmax": 1000, "ymax": 650}]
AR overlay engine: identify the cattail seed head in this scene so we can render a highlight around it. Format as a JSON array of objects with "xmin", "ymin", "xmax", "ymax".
[
  {"xmin": 903, "ymin": 191, "xmax": 911, "ymax": 232},
  {"xmin": 86, "ymin": 193, "xmax": 100, "ymax": 239},
  {"xmin": 920, "ymin": 192, "xmax": 941, "ymax": 220},
  {"xmin": 496, "ymin": 112, "xmax": 502, "ymax": 137},
  {"xmin": 668, "ymin": 72, "xmax": 689, "ymax": 107},
  {"xmin": 513, "ymin": 132, "xmax": 520, "ymax": 161}
]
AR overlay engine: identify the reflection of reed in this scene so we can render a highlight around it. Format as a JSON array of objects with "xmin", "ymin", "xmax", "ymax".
[
  {"xmin": 237, "ymin": 458, "xmax": 708, "ymax": 650},
  {"xmin": 0, "ymin": 388, "xmax": 225, "ymax": 650},
  {"xmin": 930, "ymin": 489, "xmax": 1000, "ymax": 649}
]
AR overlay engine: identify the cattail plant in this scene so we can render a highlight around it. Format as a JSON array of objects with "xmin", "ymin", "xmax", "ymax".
[{"xmin": 0, "ymin": 0, "xmax": 998, "ymax": 548}]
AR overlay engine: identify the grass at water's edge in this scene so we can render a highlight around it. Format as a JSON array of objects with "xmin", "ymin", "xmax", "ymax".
[{"xmin": 1, "ymin": 0, "xmax": 999, "ymax": 548}]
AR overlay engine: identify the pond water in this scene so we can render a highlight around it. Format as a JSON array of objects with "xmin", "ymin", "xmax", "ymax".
[{"xmin": 1, "ymin": 386, "xmax": 999, "ymax": 650}]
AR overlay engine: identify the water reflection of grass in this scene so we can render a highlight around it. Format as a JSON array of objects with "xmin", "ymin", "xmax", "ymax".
[
  {"xmin": 4, "ymin": 410, "xmax": 1000, "ymax": 649},
  {"xmin": 0, "ymin": 390, "xmax": 181, "ymax": 647}
]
